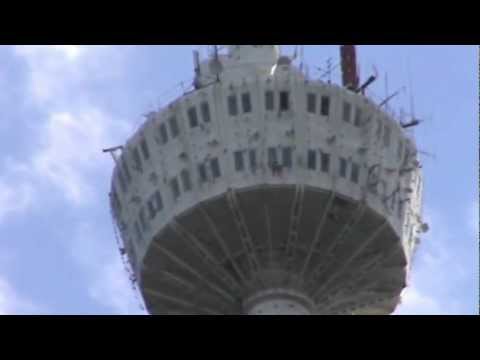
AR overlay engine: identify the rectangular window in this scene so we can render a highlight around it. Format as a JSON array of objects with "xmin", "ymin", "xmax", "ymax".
[
  {"xmin": 354, "ymin": 107, "xmax": 362, "ymax": 127},
  {"xmin": 343, "ymin": 102, "xmax": 352, "ymax": 123},
  {"xmin": 139, "ymin": 208, "xmax": 147, "ymax": 231},
  {"xmin": 140, "ymin": 138, "xmax": 150, "ymax": 160},
  {"xmin": 181, "ymin": 169, "xmax": 192, "ymax": 192},
  {"xmin": 211, "ymin": 158, "xmax": 221, "ymax": 178},
  {"xmin": 249, "ymin": 149, "xmax": 257, "ymax": 172},
  {"xmin": 320, "ymin": 152, "xmax": 330, "ymax": 173},
  {"xmin": 376, "ymin": 119, "xmax": 383, "ymax": 140},
  {"xmin": 340, "ymin": 157, "xmax": 348, "ymax": 178},
  {"xmin": 112, "ymin": 188, "xmax": 122, "ymax": 213},
  {"xmin": 397, "ymin": 140, "xmax": 404, "ymax": 162},
  {"xmin": 351, "ymin": 162, "xmax": 360, "ymax": 184},
  {"xmin": 397, "ymin": 200, "xmax": 403, "ymax": 218},
  {"xmin": 282, "ymin": 147, "xmax": 292, "ymax": 168},
  {"xmin": 121, "ymin": 156, "xmax": 132, "ymax": 184},
  {"xmin": 147, "ymin": 191, "xmax": 163, "ymax": 219},
  {"xmin": 169, "ymin": 116, "xmax": 180, "ymax": 138},
  {"xmin": 307, "ymin": 150, "xmax": 316, "ymax": 170},
  {"xmin": 132, "ymin": 147, "xmax": 143, "ymax": 173},
  {"xmin": 320, "ymin": 96, "xmax": 330, "ymax": 116},
  {"xmin": 307, "ymin": 93, "xmax": 317, "ymax": 114},
  {"xmin": 134, "ymin": 221, "xmax": 143, "ymax": 241},
  {"xmin": 384, "ymin": 124, "xmax": 391, "ymax": 147},
  {"xmin": 234, "ymin": 151, "xmax": 245, "ymax": 171},
  {"xmin": 159, "ymin": 123, "xmax": 168, "ymax": 144},
  {"xmin": 265, "ymin": 90, "xmax": 274, "ymax": 111},
  {"xmin": 268, "ymin": 147, "xmax": 278, "ymax": 166},
  {"xmin": 280, "ymin": 91, "xmax": 290, "ymax": 111},
  {"xmin": 188, "ymin": 107, "xmax": 198, "ymax": 128},
  {"xmin": 117, "ymin": 169, "xmax": 127, "ymax": 193},
  {"xmin": 198, "ymin": 163, "xmax": 207, "ymax": 183},
  {"xmin": 228, "ymin": 95, "xmax": 238, "ymax": 116},
  {"xmin": 242, "ymin": 92, "xmax": 252, "ymax": 113},
  {"xmin": 170, "ymin": 177, "xmax": 180, "ymax": 200},
  {"xmin": 200, "ymin": 102, "xmax": 211, "ymax": 123}
]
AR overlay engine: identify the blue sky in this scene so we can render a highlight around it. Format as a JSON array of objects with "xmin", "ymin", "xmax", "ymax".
[{"xmin": 0, "ymin": 45, "xmax": 477, "ymax": 315}]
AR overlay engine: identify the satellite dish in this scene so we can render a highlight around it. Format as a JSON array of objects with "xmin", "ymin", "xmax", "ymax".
[{"xmin": 209, "ymin": 58, "xmax": 223, "ymax": 76}]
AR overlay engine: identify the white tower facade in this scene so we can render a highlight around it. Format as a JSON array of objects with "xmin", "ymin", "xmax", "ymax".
[{"xmin": 109, "ymin": 45, "xmax": 426, "ymax": 315}]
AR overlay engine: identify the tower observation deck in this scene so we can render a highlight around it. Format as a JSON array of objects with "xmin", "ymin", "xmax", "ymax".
[{"xmin": 108, "ymin": 45, "xmax": 427, "ymax": 315}]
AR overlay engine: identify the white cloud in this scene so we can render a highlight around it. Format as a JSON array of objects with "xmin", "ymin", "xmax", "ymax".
[
  {"xmin": 70, "ymin": 222, "xmax": 146, "ymax": 315},
  {"xmin": 0, "ymin": 276, "xmax": 43, "ymax": 315}
]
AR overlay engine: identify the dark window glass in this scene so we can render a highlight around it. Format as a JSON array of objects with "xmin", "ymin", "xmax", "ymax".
[
  {"xmin": 249, "ymin": 149, "xmax": 257, "ymax": 172},
  {"xmin": 384, "ymin": 124, "xmax": 391, "ymax": 147},
  {"xmin": 234, "ymin": 151, "xmax": 245, "ymax": 171},
  {"xmin": 320, "ymin": 152, "xmax": 330, "ymax": 173},
  {"xmin": 343, "ymin": 102, "xmax": 352, "ymax": 122},
  {"xmin": 211, "ymin": 158, "xmax": 221, "ymax": 178},
  {"xmin": 307, "ymin": 150, "xmax": 316, "ymax": 170},
  {"xmin": 397, "ymin": 140, "xmax": 404, "ymax": 162},
  {"xmin": 170, "ymin": 177, "xmax": 180, "ymax": 200},
  {"xmin": 139, "ymin": 208, "xmax": 147, "ymax": 231},
  {"xmin": 283, "ymin": 147, "xmax": 292, "ymax": 168},
  {"xmin": 228, "ymin": 95, "xmax": 238, "ymax": 116},
  {"xmin": 280, "ymin": 91, "xmax": 289, "ymax": 111},
  {"xmin": 134, "ymin": 221, "xmax": 143, "ymax": 241},
  {"xmin": 242, "ymin": 93, "xmax": 252, "ymax": 113},
  {"xmin": 265, "ymin": 91, "xmax": 274, "ymax": 111},
  {"xmin": 159, "ymin": 123, "xmax": 168, "ymax": 144},
  {"xmin": 121, "ymin": 156, "xmax": 132, "ymax": 184},
  {"xmin": 188, "ymin": 107, "xmax": 198, "ymax": 128},
  {"xmin": 268, "ymin": 147, "xmax": 278, "ymax": 166},
  {"xmin": 354, "ymin": 107, "xmax": 362, "ymax": 127},
  {"xmin": 117, "ymin": 169, "xmax": 127, "ymax": 193},
  {"xmin": 169, "ymin": 116, "xmax": 179, "ymax": 138},
  {"xmin": 201, "ymin": 102, "xmax": 211, "ymax": 123},
  {"xmin": 140, "ymin": 138, "xmax": 150, "ymax": 160},
  {"xmin": 147, "ymin": 191, "xmax": 163, "ymax": 219},
  {"xmin": 307, "ymin": 93, "xmax": 317, "ymax": 114},
  {"xmin": 320, "ymin": 96, "xmax": 330, "ymax": 116},
  {"xmin": 112, "ymin": 188, "xmax": 122, "ymax": 213},
  {"xmin": 181, "ymin": 169, "xmax": 192, "ymax": 192},
  {"xmin": 340, "ymin": 157, "xmax": 348, "ymax": 178},
  {"xmin": 132, "ymin": 147, "xmax": 143, "ymax": 172},
  {"xmin": 351, "ymin": 162, "xmax": 360, "ymax": 184},
  {"xmin": 198, "ymin": 163, "xmax": 207, "ymax": 183}
]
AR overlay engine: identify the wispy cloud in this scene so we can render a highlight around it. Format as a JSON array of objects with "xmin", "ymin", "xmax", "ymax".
[{"xmin": 0, "ymin": 275, "xmax": 44, "ymax": 315}]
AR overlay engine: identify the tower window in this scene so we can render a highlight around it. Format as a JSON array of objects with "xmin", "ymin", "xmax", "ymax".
[
  {"xmin": 282, "ymin": 147, "xmax": 292, "ymax": 168},
  {"xmin": 351, "ymin": 162, "xmax": 360, "ymax": 184},
  {"xmin": 181, "ymin": 169, "xmax": 192, "ymax": 192},
  {"xmin": 169, "ymin": 116, "xmax": 180, "ymax": 138},
  {"xmin": 159, "ymin": 123, "xmax": 168, "ymax": 144},
  {"xmin": 111, "ymin": 187, "xmax": 122, "ymax": 213},
  {"xmin": 307, "ymin": 150, "xmax": 316, "ymax": 170},
  {"xmin": 198, "ymin": 163, "xmax": 207, "ymax": 183},
  {"xmin": 228, "ymin": 95, "xmax": 238, "ymax": 116},
  {"xmin": 200, "ymin": 102, "xmax": 211, "ymax": 123},
  {"xmin": 397, "ymin": 140, "xmax": 404, "ymax": 162},
  {"xmin": 134, "ymin": 221, "xmax": 143, "ymax": 241},
  {"xmin": 354, "ymin": 107, "xmax": 362, "ymax": 127},
  {"xmin": 147, "ymin": 191, "xmax": 163, "ymax": 219},
  {"xmin": 242, "ymin": 92, "xmax": 252, "ymax": 113},
  {"xmin": 265, "ymin": 90, "xmax": 274, "ymax": 111},
  {"xmin": 320, "ymin": 96, "xmax": 330, "ymax": 116},
  {"xmin": 383, "ymin": 124, "xmax": 391, "ymax": 147},
  {"xmin": 211, "ymin": 158, "xmax": 221, "ymax": 178},
  {"xmin": 140, "ymin": 138, "xmax": 150, "ymax": 160},
  {"xmin": 340, "ymin": 157, "xmax": 348, "ymax": 178},
  {"xmin": 343, "ymin": 102, "xmax": 352, "ymax": 123},
  {"xmin": 188, "ymin": 106, "xmax": 198, "ymax": 128},
  {"xmin": 249, "ymin": 149, "xmax": 257, "ymax": 172},
  {"xmin": 280, "ymin": 91, "xmax": 290, "ymax": 111},
  {"xmin": 170, "ymin": 177, "xmax": 180, "ymax": 200},
  {"xmin": 234, "ymin": 151, "xmax": 245, "ymax": 171},
  {"xmin": 307, "ymin": 93, "xmax": 317, "ymax": 114},
  {"xmin": 132, "ymin": 147, "xmax": 143, "ymax": 173},
  {"xmin": 117, "ymin": 169, "xmax": 127, "ymax": 193},
  {"xmin": 139, "ymin": 207, "xmax": 147, "ymax": 231},
  {"xmin": 121, "ymin": 156, "xmax": 132, "ymax": 184},
  {"xmin": 268, "ymin": 147, "xmax": 278, "ymax": 166},
  {"xmin": 321, "ymin": 152, "xmax": 330, "ymax": 173}
]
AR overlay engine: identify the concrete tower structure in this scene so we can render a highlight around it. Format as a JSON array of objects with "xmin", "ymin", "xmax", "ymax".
[{"xmin": 108, "ymin": 45, "xmax": 427, "ymax": 315}]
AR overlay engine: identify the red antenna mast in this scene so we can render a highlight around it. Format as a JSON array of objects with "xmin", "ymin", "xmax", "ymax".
[{"xmin": 340, "ymin": 45, "xmax": 360, "ymax": 91}]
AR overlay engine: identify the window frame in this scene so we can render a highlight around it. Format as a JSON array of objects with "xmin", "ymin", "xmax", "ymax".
[{"xmin": 228, "ymin": 94, "xmax": 238, "ymax": 116}]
